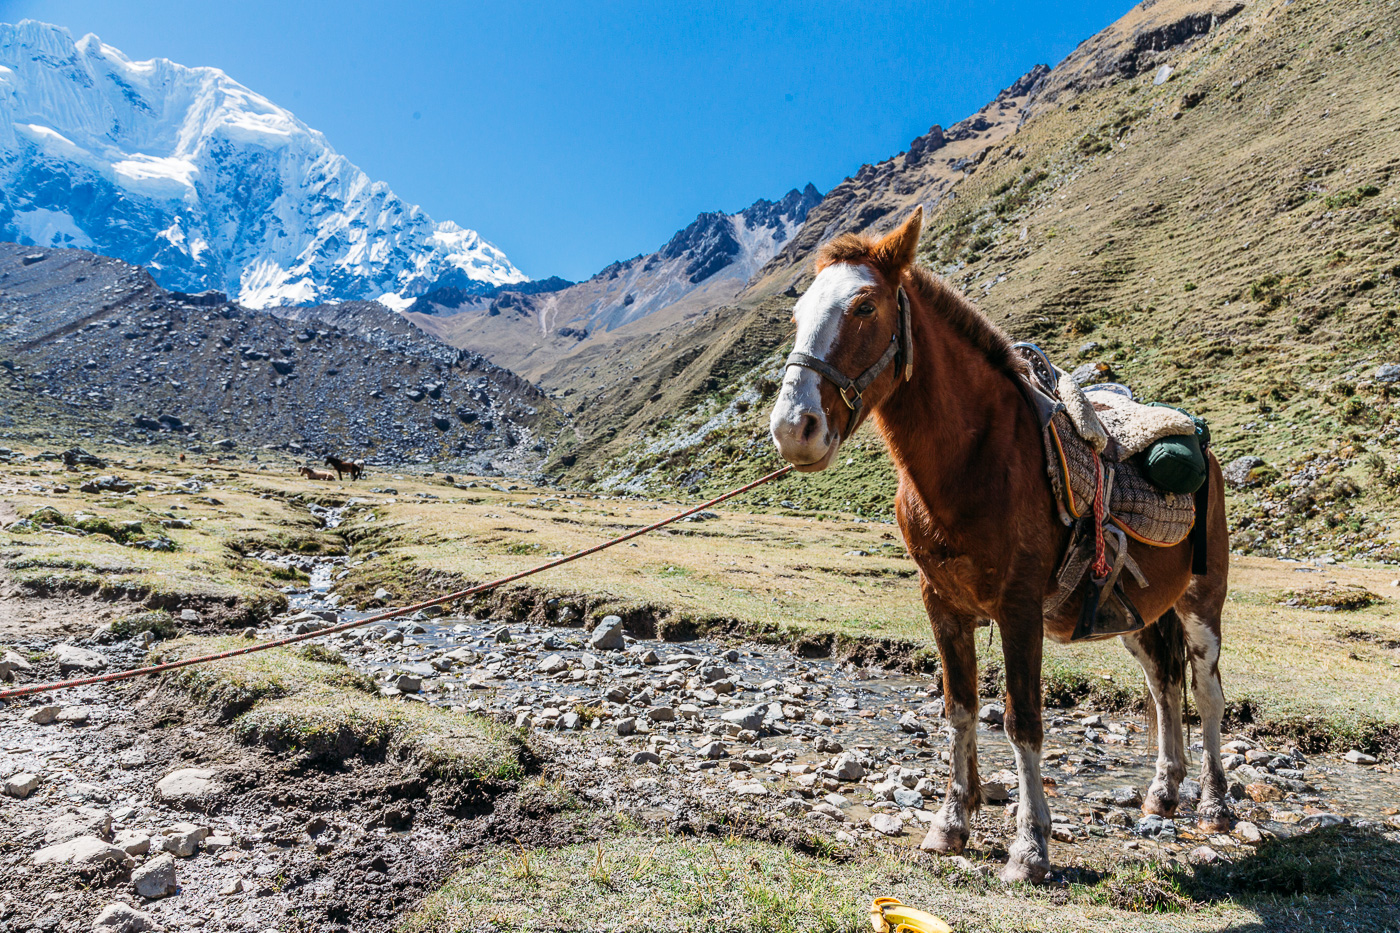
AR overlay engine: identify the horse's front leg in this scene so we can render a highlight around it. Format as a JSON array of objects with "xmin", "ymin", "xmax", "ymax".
[
  {"xmin": 998, "ymin": 595, "xmax": 1051, "ymax": 883},
  {"xmin": 919, "ymin": 585, "xmax": 981, "ymax": 855}
]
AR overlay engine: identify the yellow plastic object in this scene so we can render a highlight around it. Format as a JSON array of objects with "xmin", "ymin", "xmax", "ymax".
[{"xmin": 869, "ymin": 897, "xmax": 954, "ymax": 933}]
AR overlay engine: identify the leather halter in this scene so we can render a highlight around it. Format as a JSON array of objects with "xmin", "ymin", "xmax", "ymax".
[{"xmin": 784, "ymin": 285, "xmax": 914, "ymax": 430}]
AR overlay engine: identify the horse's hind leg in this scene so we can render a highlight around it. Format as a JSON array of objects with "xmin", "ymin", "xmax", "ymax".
[
  {"xmin": 1177, "ymin": 580, "xmax": 1233, "ymax": 831},
  {"xmin": 1122, "ymin": 612, "xmax": 1187, "ymax": 817},
  {"xmin": 919, "ymin": 583, "xmax": 980, "ymax": 855}
]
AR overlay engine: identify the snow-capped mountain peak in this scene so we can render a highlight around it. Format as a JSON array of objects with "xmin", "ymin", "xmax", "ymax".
[{"xmin": 0, "ymin": 20, "xmax": 525, "ymax": 307}]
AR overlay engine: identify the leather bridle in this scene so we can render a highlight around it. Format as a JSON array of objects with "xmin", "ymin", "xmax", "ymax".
[{"xmin": 784, "ymin": 284, "xmax": 915, "ymax": 431}]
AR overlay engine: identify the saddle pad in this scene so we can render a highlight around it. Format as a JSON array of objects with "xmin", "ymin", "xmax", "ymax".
[
  {"xmin": 1088, "ymin": 392, "xmax": 1197, "ymax": 458},
  {"xmin": 1045, "ymin": 412, "xmax": 1195, "ymax": 547}
]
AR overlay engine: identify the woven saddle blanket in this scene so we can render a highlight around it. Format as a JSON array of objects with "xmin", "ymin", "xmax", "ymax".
[
  {"xmin": 1016, "ymin": 346, "xmax": 1196, "ymax": 548},
  {"xmin": 1044, "ymin": 411, "xmax": 1195, "ymax": 547}
]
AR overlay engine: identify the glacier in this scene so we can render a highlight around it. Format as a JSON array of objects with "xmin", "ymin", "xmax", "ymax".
[{"xmin": 0, "ymin": 20, "xmax": 526, "ymax": 307}]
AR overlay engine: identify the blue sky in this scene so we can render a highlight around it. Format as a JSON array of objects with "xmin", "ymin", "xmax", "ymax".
[{"xmin": 0, "ymin": 1, "xmax": 1132, "ymax": 281}]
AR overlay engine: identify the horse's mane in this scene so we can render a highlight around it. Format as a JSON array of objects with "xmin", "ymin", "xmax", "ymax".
[{"xmin": 817, "ymin": 233, "xmax": 1023, "ymax": 379}]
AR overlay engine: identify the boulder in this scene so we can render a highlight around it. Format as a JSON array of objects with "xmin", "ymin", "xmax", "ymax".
[
  {"xmin": 28, "ymin": 705, "xmax": 60, "ymax": 725},
  {"xmin": 0, "ymin": 648, "xmax": 32, "ymax": 681},
  {"xmin": 1375, "ymin": 363, "xmax": 1400, "ymax": 384},
  {"xmin": 132, "ymin": 853, "xmax": 178, "ymax": 899},
  {"xmin": 92, "ymin": 903, "xmax": 154, "ymax": 933},
  {"xmin": 589, "ymin": 615, "xmax": 627, "ymax": 651},
  {"xmin": 153, "ymin": 768, "xmax": 221, "ymax": 807},
  {"xmin": 46, "ymin": 808, "xmax": 112, "ymax": 844},
  {"xmin": 1223, "ymin": 456, "xmax": 1270, "ymax": 489},
  {"xmin": 720, "ymin": 705, "xmax": 767, "ymax": 732},
  {"xmin": 52, "ymin": 644, "xmax": 108, "ymax": 674},
  {"xmin": 4, "ymin": 772, "xmax": 39, "ymax": 798},
  {"xmin": 33, "ymin": 836, "xmax": 132, "ymax": 869}
]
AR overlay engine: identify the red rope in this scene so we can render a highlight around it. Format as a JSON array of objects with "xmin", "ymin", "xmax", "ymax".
[
  {"xmin": 1091, "ymin": 455, "xmax": 1112, "ymax": 580},
  {"xmin": 0, "ymin": 465, "xmax": 795, "ymax": 701}
]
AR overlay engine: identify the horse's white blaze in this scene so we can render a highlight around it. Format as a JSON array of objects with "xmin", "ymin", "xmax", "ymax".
[{"xmin": 770, "ymin": 263, "xmax": 875, "ymax": 462}]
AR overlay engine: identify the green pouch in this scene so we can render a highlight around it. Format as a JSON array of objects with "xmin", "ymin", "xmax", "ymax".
[{"xmin": 1139, "ymin": 403, "xmax": 1209, "ymax": 494}]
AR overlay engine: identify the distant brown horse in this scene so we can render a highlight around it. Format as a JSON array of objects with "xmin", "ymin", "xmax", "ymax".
[
  {"xmin": 769, "ymin": 208, "xmax": 1231, "ymax": 883},
  {"xmin": 299, "ymin": 466, "xmax": 336, "ymax": 481},
  {"xmin": 324, "ymin": 455, "xmax": 362, "ymax": 480}
]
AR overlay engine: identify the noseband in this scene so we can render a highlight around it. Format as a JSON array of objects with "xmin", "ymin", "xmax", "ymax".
[{"xmin": 784, "ymin": 285, "xmax": 914, "ymax": 428}]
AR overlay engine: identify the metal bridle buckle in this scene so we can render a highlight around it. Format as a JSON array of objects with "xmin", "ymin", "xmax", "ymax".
[{"xmin": 839, "ymin": 384, "xmax": 861, "ymax": 410}]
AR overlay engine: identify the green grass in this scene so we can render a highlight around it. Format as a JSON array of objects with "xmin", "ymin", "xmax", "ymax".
[{"xmin": 156, "ymin": 636, "xmax": 527, "ymax": 781}]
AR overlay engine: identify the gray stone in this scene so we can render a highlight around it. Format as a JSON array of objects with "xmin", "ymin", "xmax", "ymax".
[
  {"xmin": 893, "ymin": 788, "xmax": 925, "ymax": 809},
  {"xmin": 28, "ymin": 704, "xmax": 59, "ymax": 725},
  {"xmin": 1071, "ymin": 361, "xmax": 1112, "ymax": 386},
  {"xmin": 589, "ymin": 615, "xmax": 627, "ymax": 651},
  {"xmin": 1223, "ymin": 456, "xmax": 1268, "ymax": 489},
  {"xmin": 393, "ymin": 673, "xmax": 422, "ymax": 693},
  {"xmin": 92, "ymin": 903, "xmax": 154, "ymax": 933},
  {"xmin": 0, "ymin": 649, "xmax": 32, "ymax": 682},
  {"xmin": 830, "ymin": 754, "xmax": 865, "ymax": 782},
  {"xmin": 52, "ymin": 644, "xmax": 107, "ymax": 674},
  {"xmin": 898, "ymin": 712, "xmax": 924, "ymax": 734},
  {"xmin": 645, "ymin": 706, "xmax": 676, "ymax": 723},
  {"xmin": 1111, "ymin": 786, "xmax": 1143, "ymax": 808},
  {"xmin": 45, "ymin": 808, "xmax": 112, "ymax": 844},
  {"xmin": 980, "ymin": 781, "xmax": 1010, "ymax": 805},
  {"xmin": 56, "ymin": 705, "xmax": 92, "ymax": 725},
  {"xmin": 33, "ymin": 836, "xmax": 133, "ymax": 869},
  {"xmin": 132, "ymin": 853, "xmax": 178, "ymax": 898},
  {"xmin": 154, "ymin": 768, "xmax": 220, "ymax": 807},
  {"xmin": 720, "ymin": 705, "xmax": 767, "ymax": 732},
  {"xmin": 538, "ymin": 654, "xmax": 568, "ymax": 674},
  {"xmin": 160, "ymin": 823, "xmax": 209, "ymax": 858},
  {"xmin": 4, "ymin": 772, "xmax": 39, "ymax": 798},
  {"xmin": 869, "ymin": 814, "xmax": 904, "ymax": 836},
  {"xmin": 631, "ymin": 751, "xmax": 661, "ymax": 765},
  {"xmin": 1344, "ymin": 749, "xmax": 1378, "ymax": 765},
  {"xmin": 113, "ymin": 831, "xmax": 151, "ymax": 856},
  {"xmin": 615, "ymin": 717, "xmax": 638, "ymax": 736},
  {"xmin": 697, "ymin": 741, "xmax": 727, "ymax": 760},
  {"xmin": 1301, "ymin": 813, "xmax": 1347, "ymax": 829},
  {"xmin": 978, "ymin": 703, "xmax": 1004, "ymax": 726},
  {"xmin": 179, "ymin": 609, "xmax": 200, "ymax": 623},
  {"xmin": 1376, "ymin": 363, "xmax": 1400, "ymax": 384}
]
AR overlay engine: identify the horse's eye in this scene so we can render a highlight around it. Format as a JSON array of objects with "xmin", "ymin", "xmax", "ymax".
[{"xmin": 854, "ymin": 302, "xmax": 875, "ymax": 317}]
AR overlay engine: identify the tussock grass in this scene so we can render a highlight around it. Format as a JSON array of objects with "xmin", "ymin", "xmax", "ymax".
[
  {"xmin": 402, "ymin": 835, "xmax": 1262, "ymax": 933},
  {"xmin": 156, "ymin": 636, "xmax": 525, "ymax": 782}
]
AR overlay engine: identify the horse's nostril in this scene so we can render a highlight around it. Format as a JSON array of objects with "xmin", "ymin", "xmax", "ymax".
[{"xmin": 799, "ymin": 413, "xmax": 820, "ymax": 443}]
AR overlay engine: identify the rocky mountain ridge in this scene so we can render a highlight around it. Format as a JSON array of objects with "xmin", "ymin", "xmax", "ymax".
[
  {"xmin": 407, "ymin": 185, "xmax": 821, "ymax": 380},
  {"xmin": 0, "ymin": 242, "xmax": 559, "ymax": 470}
]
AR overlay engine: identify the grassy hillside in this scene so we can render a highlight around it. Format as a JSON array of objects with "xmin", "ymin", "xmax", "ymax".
[{"xmin": 571, "ymin": 0, "xmax": 1400, "ymax": 561}]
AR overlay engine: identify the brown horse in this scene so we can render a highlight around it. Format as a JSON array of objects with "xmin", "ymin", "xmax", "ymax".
[
  {"xmin": 324, "ymin": 455, "xmax": 362, "ymax": 481},
  {"xmin": 299, "ymin": 466, "xmax": 336, "ymax": 481},
  {"xmin": 769, "ymin": 207, "xmax": 1230, "ymax": 882}
]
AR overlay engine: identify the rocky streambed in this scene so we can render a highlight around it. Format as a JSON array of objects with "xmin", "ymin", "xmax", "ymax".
[{"xmin": 4, "ymin": 562, "xmax": 1400, "ymax": 933}]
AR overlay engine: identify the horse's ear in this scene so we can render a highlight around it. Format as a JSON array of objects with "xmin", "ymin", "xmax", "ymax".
[{"xmin": 873, "ymin": 206, "xmax": 923, "ymax": 276}]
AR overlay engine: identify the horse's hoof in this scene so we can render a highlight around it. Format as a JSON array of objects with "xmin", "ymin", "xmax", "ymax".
[
  {"xmin": 1196, "ymin": 803, "xmax": 1234, "ymax": 833},
  {"xmin": 919, "ymin": 824, "xmax": 968, "ymax": 855},
  {"xmin": 1000, "ymin": 853, "xmax": 1050, "ymax": 884},
  {"xmin": 1142, "ymin": 792, "xmax": 1179, "ymax": 819}
]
